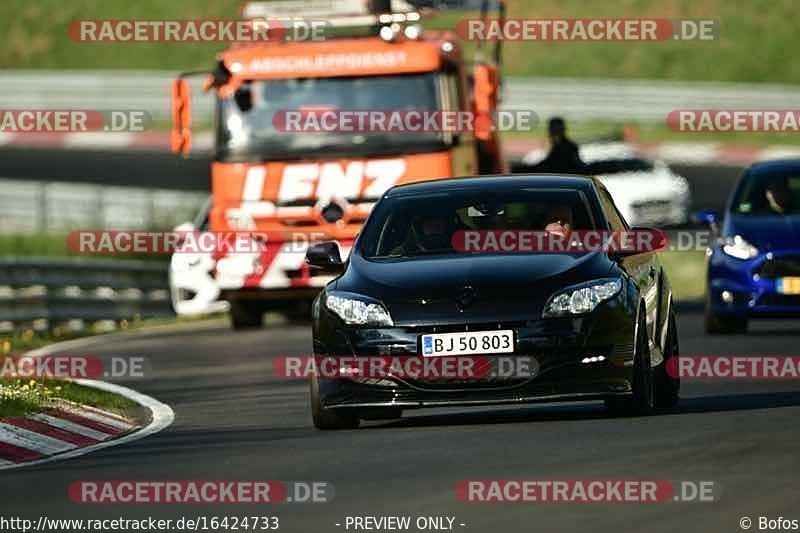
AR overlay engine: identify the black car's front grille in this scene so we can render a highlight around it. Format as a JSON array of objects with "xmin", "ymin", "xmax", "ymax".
[
  {"xmin": 756, "ymin": 257, "xmax": 800, "ymax": 279},
  {"xmin": 405, "ymin": 321, "xmax": 529, "ymax": 335},
  {"xmin": 404, "ymin": 376, "xmax": 532, "ymax": 390}
]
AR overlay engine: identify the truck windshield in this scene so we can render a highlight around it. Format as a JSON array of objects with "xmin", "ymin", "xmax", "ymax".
[{"xmin": 215, "ymin": 73, "xmax": 447, "ymax": 162}]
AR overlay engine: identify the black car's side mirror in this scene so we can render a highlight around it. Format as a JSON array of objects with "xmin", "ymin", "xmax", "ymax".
[
  {"xmin": 306, "ymin": 241, "xmax": 344, "ymax": 271},
  {"xmin": 613, "ymin": 227, "xmax": 669, "ymax": 257}
]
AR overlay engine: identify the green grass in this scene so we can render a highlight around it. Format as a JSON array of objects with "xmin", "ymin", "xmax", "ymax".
[
  {"xmin": 0, "ymin": 234, "xmax": 171, "ymax": 261},
  {"xmin": 0, "ymin": 379, "xmax": 138, "ymax": 417},
  {"xmin": 3, "ymin": 0, "xmax": 799, "ymax": 84},
  {"xmin": 660, "ymin": 248, "xmax": 706, "ymax": 303}
]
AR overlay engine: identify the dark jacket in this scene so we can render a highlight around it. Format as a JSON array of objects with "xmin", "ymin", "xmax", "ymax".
[{"xmin": 531, "ymin": 138, "xmax": 586, "ymax": 174}]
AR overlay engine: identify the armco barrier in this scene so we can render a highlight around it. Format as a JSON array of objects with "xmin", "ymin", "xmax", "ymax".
[
  {"xmin": 3, "ymin": 71, "xmax": 800, "ymax": 122},
  {"xmin": 0, "ymin": 257, "xmax": 173, "ymax": 333}
]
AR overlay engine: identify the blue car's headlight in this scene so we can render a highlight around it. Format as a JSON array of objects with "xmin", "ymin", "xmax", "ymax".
[
  {"xmin": 543, "ymin": 278, "xmax": 623, "ymax": 317},
  {"xmin": 324, "ymin": 292, "xmax": 394, "ymax": 326},
  {"xmin": 721, "ymin": 235, "xmax": 759, "ymax": 260}
]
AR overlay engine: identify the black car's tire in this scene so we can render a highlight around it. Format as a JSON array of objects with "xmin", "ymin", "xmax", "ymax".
[
  {"xmin": 606, "ymin": 309, "xmax": 654, "ymax": 416},
  {"xmin": 229, "ymin": 301, "xmax": 263, "ymax": 330},
  {"xmin": 310, "ymin": 377, "xmax": 360, "ymax": 430},
  {"xmin": 704, "ymin": 292, "xmax": 747, "ymax": 334},
  {"xmin": 654, "ymin": 310, "xmax": 680, "ymax": 409},
  {"xmin": 360, "ymin": 408, "xmax": 403, "ymax": 421}
]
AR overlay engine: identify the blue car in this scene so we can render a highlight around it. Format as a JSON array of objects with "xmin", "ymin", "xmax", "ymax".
[{"xmin": 697, "ymin": 159, "xmax": 800, "ymax": 334}]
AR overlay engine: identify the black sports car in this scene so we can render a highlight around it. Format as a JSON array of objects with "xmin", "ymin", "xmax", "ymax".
[{"xmin": 306, "ymin": 175, "xmax": 679, "ymax": 429}]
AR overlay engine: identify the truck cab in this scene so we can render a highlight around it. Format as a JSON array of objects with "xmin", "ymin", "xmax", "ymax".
[{"xmin": 171, "ymin": 0, "xmax": 504, "ymax": 328}]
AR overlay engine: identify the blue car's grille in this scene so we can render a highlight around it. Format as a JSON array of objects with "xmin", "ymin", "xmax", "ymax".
[
  {"xmin": 756, "ymin": 257, "xmax": 800, "ymax": 278},
  {"xmin": 758, "ymin": 293, "xmax": 800, "ymax": 306}
]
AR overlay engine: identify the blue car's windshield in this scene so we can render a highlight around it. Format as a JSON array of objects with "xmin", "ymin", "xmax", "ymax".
[{"xmin": 733, "ymin": 173, "xmax": 800, "ymax": 215}]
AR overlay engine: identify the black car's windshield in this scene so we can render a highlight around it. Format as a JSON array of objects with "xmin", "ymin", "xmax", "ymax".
[
  {"xmin": 732, "ymin": 172, "xmax": 800, "ymax": 215},
  {"xmin": 360, "ymin": 188, "xmax": 597, "ymax": 259},
  {"xmin": 216, "ymin": 73, "xmax": 446, "ymax": 162}
]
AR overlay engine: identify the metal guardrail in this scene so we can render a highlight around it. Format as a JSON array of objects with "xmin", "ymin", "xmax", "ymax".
[
  {"xmin": 0, "ymin": 257, "xmax": 173, "ymax": 333},
  {"xmin": 2, "ymin": 71, "xmax": 800, "ymax": 122},
  {"xmin": 0, "ymin": 179, "xmax": 207, "ymax": 234}
]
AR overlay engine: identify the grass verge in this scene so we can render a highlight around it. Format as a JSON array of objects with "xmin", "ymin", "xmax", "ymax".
[
  {"xmin": 659, "ymin": 248, "xmax": 707, "ymax": 303},
  {"xmin": 0, "ymin": 379, "xmax": 138, "ymax": 418},
  {"xmin": 2, "ymin": 0, "xmax": 799, "ymax": 84}
]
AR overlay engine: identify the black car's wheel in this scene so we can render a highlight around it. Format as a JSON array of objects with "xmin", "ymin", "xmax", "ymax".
[
  {"xmin": 310, "ymin": 377, "xmax": 360, "ymax": 430},
  {"xmin": 606, "ymin": 308, "xmax": 654, "ymax": 416},
  {"xmin": 704, "ymin": 291, "xmax": 747, "ymax": 334},
  {"xmin": 360, "ymin": 408, "xmax": 403, "ymax": 421},
  {"xmin": 229, "ymin": 301, "xmax": 263, "ymax": 330},
  {"xmin": 654, "ymin": 310, "xmax": 680, "ymax": 409}
]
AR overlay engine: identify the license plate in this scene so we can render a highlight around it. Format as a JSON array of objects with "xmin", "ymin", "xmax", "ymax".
[
  {"xmin": 778, "ymin": 277, "xmax": 800, "ymax": 295},
  {"xmin": 421, "ymin": 330, "xmax": 515, "ymax": 357}
]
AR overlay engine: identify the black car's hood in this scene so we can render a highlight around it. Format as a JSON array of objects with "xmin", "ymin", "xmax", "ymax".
[
  {"xmin": 337, "ymin": 252, "xmax": 615, "ymax": 325},
  {"xmin": 725, "ymin": 214, "xmax": 800, "ymax": 252}
]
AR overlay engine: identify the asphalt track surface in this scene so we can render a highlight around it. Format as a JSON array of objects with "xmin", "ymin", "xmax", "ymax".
[
  {"xmin": 0, "ymin": 147, "xmax": 742, "ymax": 213},
  {"xmin": 3, "ymin": 311, "xmax": 799, "ymax": 533}
]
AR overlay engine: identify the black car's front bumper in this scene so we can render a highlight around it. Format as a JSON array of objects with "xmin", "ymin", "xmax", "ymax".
[{"xmin": 314, "ymin": 300, "xmax": 638, "ymax": 411}]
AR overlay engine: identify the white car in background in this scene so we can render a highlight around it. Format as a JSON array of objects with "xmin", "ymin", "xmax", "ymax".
[{"xmin": 523, "ymin": 142, "xmax": 691, "ymax": 227}]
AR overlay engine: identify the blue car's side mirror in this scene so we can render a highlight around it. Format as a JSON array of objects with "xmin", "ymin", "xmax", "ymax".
[{"xmin": 693, "ymin": 209, "xmax": 720, "ymax": 225}]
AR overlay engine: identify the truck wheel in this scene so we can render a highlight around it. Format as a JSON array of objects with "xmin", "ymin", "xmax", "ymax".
[
  {"xmin": 284, "ymin": 301, "xmax": 312, "ymax": 325},
  {"xmin": 310, "ymin": 377, "xmax": 360, "ymax": 430},
  {"xmin": 229, "ymin": 301, "xmax": 263, "ymax": 330}
]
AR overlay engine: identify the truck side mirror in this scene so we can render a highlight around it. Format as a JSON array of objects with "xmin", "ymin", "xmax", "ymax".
[
  {"xmin": 171, "ymin": 78, "xmax": 192, "ymax": 155},
  {"xmin": 471, "ymin": 63, "xmax": 498, "ymax": 142}
]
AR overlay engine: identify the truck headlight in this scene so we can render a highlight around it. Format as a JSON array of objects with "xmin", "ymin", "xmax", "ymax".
[
  {"xmin": 325, "ymin": 292, "xmax": 394, "ymax": 326},
  {"xmin": 721, "ymin": 235, "xmax": 759, "ymax": 260},
  {"xmin": 543, "ymin": 278, "xmax": 623, "ymax": 317}
]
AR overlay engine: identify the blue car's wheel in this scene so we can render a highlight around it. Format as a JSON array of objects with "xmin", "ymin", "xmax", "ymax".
[{"xmin": 704, "ymin": 291, "xmax": 747, "ymax": 334}]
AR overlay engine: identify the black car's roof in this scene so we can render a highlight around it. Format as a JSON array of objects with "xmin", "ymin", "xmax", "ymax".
[{"xmin": 385, "ymin": 174, "xmax": 599, "ymax": 198}]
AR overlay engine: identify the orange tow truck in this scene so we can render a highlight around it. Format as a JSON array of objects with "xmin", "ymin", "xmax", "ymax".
[{"xmin": 170, "ymin": 0, "xmax": 505, "ymax": 329}]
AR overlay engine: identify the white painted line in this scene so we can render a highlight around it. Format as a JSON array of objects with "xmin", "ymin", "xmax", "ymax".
[
  {"xmin": 656, "ymin": 142, "xmax": 721, "ymax": 164},
  {"xmin": 28, "ymin": 414, "xmax": 113, "ymax": 441},
  {"xmin": 757, "ymin": 147, "xmax": 800, "ymax": 161},
  {"xmin": 0, "ymin": 380, "xmax": 174, "ymax": 470},
  {"xmin": 70, "ymin": 403, "xmax": 134, "ymax": 424},
  {"xmin": 0, "ymin": 423, "xmax": 76, "ymax": 455},
  {"xmin": 63, "ymin": 132, "xmax": 134, "ymax": 149},
  {"xmin": 57, "ymin": 408, "xmax": 134, "ymax": 431},
  {"xmin": 0, "ymin": 132, "xmax": 17, "ymax": 146},
  {"xmin": 0, "ymin": 334, "xmax": 176, "ymax": 470}
]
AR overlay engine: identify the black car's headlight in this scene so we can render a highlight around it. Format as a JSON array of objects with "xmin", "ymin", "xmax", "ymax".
[
  {"xmin": 543, "ymin": 278, "xmax": 623, "ymax": 317},
  {"xmin": 720, "ymin": 235, "xmax": 759, "ymax": 260},
  {"xmin": 324, "ymin": 292, "xmax": 394, "ymax": 326}
]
